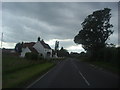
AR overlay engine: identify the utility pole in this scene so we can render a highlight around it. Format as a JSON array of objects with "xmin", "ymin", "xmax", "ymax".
[
  {"xmin": 1, "ymin": 32, "xmax": 3, "ymax": 48},
  {"xmin": 55, "ymin": 41, "xmax": 59, "ymax": 51},
  {"xmin": 54, "ymin": 41, "xmax": 59, "ymax": 57}
]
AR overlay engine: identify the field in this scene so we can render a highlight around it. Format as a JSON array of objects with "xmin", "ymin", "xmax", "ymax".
[{"xmin": 2, "ymin": 53, "xmax": 55, "ymax": 88}]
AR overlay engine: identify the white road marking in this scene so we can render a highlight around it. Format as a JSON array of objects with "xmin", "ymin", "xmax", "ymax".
[
  {"xmin": 90, "ymin": 64, "xmax": 98, "ymax": 68},
  {"xmin": 72, "ymin": 61, "xmax": 90, "ymax": 86},
  {"xmin": 26, "ymin": 70, "xmax": 50, "ymax": 88},
  {"xmin": 90, "ymin": 64, "xmax": 103, "ymax": 71},
  {"xmin": 78, "ymin": 71, "xmax": 90, "ymax": 86},
  {"xmin": 90, "ymin": 64, "xmax": 95, "ymax": 67},
  {"xmin": 71, "ymin": 61, "xmax": 79, "ymax": 70}
]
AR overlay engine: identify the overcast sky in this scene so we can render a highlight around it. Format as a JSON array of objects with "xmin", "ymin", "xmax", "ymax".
[{"xmin": 1, "ymin": 2, "xmax": 118, "ymax": 53}]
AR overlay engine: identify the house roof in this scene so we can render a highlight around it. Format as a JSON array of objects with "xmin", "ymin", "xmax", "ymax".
[
  {"xmin": 22, "ymin": 40, "xmax": 51, "ymax": 53},
  {"xmin": 29, "ymin": 47, "xmax": 39, "ymax": 54},
  {"xmin": 22, "ymin": 42, "xmax": 35, "ymax": 48},
  {"xmin": 22, "ymin": 42, "xmax": 38, "ymax": 54},
  {"xmin": 40, "ymin": 40, "xmax": 51, "ymax": 49}
]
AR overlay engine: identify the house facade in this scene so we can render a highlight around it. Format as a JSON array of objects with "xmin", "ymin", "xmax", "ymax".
[{"xmin": 20, "ymin": 37, "xmax": 52, "ymax": 58}]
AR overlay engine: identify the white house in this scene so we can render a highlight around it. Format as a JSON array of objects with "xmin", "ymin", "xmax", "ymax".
[{"xmin": 20, "ymin": 37, "xmax": 52, "ymax": 58}]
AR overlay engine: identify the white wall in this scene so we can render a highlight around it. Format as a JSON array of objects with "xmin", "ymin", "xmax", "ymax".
[
  {"xmin": 33, "ymin": 41, "xmax": 52, "ymax": 58},
  {"xmin": 44, "ymin": 48, "xmax": 52, "ymax": 58},
  {"xmin": 33, "ymin": 41, "xmax": 46, "ymax": 58},
  {"xmin": 20, "ymin": 47, "xmax": 31, "ymax": 57}
]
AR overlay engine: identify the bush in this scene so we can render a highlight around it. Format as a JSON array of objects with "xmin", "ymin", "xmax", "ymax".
[
  {"xmin": 38, "ymin": 54, "xmax": 44, "ymax": 60},
  {"xmin": 95, "ymin": 47, "xmax": 118, "ymax": 63},
  {"xmin": 25, "ymin": 52, "xmax": 38, "ymax": 60},
  {"xmin": 25, "ymin": 52, "xmax": 31, "ymax": 60}
]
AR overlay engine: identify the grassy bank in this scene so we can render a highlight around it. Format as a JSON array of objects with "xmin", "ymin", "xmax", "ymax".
[
  {"xmin": 3, "ymin": 62, "xmax": 55, "ymax": 88},
  {"xmin": 3, "ymin": 54, "xmax": 46, "ymax": 73},
  {"xmin": 2, "ymin": 53, "xmax": 55, "ymax": 88},
  {"xmin": 79, "ymin": 57, "xmax": 119, "ymax": 74},
  {"xmin": 90, "ymin": 61, "xmax": 119, "ymax": 73}
]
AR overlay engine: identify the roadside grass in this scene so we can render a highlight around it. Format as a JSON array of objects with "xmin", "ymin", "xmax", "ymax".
[
  {"xmin": 3, "ymin": 54, "xmax": 45, "ymax": 73},
  {"xmin": 2, "ymin": 53, "xmax": 55, "ymax": 88},
  {"xmin": 49, "ymin": 57, "xmax": 66, "ymax": 63},
  {"xmin": 90, "ymin": 61, "xmax": 119, "ymax": 73},
  {"xmin": 3, "ymin": 62, "xmax": 55, "ymax": 88},
  {"xmin": 79, "ymin": 57, "xmax": 119, "ymax": 74},
  {"xmin": 2, "ymin": 54, "xmax": 45, "ymax": 73}
]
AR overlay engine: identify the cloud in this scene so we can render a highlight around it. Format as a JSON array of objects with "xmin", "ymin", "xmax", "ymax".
[
  {"xmin": 2, "ymin": 2, "xmax": 118, "ymax": 52},
  {"xmin": 45, "ymin": 39, "xmax": 73, "ymax": 49},
  {"xmin": 2, "ymin": 42, "xmax": 16, "ymax": 49},
  {"xmin": 66, "ymin": 45, "xmax": 85, "ymax": 53}
]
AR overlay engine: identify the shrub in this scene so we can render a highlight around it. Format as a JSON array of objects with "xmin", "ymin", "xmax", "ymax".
[
  {"xmin": 25, "ymin": 52, "xmax": 38, "ymax": 60},
  {"xmin": 25, "ymin": 52, "xmax": 31, "ymax": 60},
  {"xmin": 38, "ymin": 54, "xmax": 44, "ymax": 60},
  {"xmin": 96, "ymin": 47, "xmax": 118, "ymax": 63}
]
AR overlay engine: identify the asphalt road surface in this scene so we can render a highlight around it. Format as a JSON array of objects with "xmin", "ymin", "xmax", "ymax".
[{"xmin": 27, "ymin": 58, "xmax": 119, "ymax": 88}]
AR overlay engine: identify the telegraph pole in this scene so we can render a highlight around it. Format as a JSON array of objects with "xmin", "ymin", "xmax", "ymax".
[
  {"xmin": 55, "ymin": 41, "xmax": 59, "ymax": 57},
  {"xmin": 1, "ymin": 32, "xmax": 3, "ymax": 48}
]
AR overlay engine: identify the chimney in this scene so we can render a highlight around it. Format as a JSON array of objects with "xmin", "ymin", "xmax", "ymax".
[{"xmin": 38, "ymin": 37, "xmax": 40, "ymax": 41}]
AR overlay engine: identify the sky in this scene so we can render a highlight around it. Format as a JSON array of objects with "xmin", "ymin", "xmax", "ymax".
[{"xmin": 1, "ymin": 2, "xmax": 118, "ymax": 53}]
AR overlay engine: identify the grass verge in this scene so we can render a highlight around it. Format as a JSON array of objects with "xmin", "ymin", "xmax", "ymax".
[
  {"xmin": 90, "ymin": 61, "xmax": 119, "ymax": 74},
  {"xmin": 79, "ymin": 57, "xmax": 119, "ymax": 74},
  {"xmin": 3, "ymin": 62, "xmax": 55, "ymax": 88},
  {"xmin": 3, "ymin": 54, "xmax": 45, "ymax": 73},
  {"xmin": 2, "ymin": 53, "xmax": 56, "ymax": 88}
]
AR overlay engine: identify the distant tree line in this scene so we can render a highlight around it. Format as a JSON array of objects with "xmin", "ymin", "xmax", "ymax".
[
  {"xmin": 57, "ymin": 47, "xmax": 69, "ymax": 57},
  {"xmin": 69, "ymin": 45, "xmax": 119, "ymax": 64}
]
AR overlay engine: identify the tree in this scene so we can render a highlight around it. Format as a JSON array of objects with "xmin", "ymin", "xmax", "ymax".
[
  {"xmin": 74, "ymin": 8, "xmax": 113, "ymax": 58},
  {"xmin": 58, "ymin": 47, "xmax": 69, "ymax": 57},
  {"xmin": 15, "ymin": 42, "xmax": 22, "ymax": 53}
]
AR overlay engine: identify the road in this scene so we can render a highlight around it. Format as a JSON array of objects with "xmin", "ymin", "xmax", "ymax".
[{"xmin": 27, "ymin": 58, "xmax": 119, "ymax": 88}]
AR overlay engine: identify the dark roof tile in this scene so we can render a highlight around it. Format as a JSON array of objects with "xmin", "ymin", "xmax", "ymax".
[
  {"xmin": 23, "ymin": 42, "xmax": 35, "ymax": 48},
  {"xmin": 40, "ymin": 40, "xmax": 51, "ymax": 49},
  {"xmin": 22, "ymin": 42, "xmax": 38, "ymax": 54}
]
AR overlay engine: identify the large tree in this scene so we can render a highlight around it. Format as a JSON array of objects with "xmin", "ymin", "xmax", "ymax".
[{"xmin": 74, "ymin": 8, "xmax": 113, "ymax": 56}]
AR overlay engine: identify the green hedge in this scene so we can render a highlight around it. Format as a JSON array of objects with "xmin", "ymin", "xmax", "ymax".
[
  {"xmin": 95, "ymin": 47, "xmax": 119, "ymax": 63},
  {"xmin": 25, "ymin": 52, "xmax": 38, "ymax": 60},
  {"xmin": 25, "ymin": 52, "xmax": 45, "ymax": 60}
]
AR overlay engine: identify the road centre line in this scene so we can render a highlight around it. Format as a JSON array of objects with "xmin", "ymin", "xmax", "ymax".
[
  {"xmin": 78, "ymin": 71, "xmax": 90, "ymax": 86},
  {"xmin": 90, "ymin": 64, "xmax": 95, "ymax": 67},
  {"xmin": 72, "ymin": 61, "xmax": 90, "ymax": 86}
]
